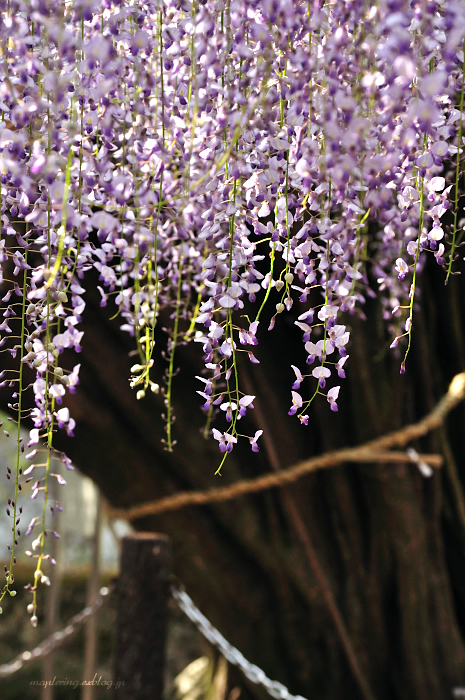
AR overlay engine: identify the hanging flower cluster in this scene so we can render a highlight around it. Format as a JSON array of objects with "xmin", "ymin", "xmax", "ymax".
[{"xmin": 0, "ymin": 0, "xmax": 464, "ymax": 614}]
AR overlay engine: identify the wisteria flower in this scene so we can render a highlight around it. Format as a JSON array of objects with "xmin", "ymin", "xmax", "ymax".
[
  {"xmin": 212, "ymin": 429, "xmax": 237, "ymax": 454},
  {"xmin": 312, "ymin": 366, "xmax": 331, "ymax": 389},
  {"xmin": 249, "ymin": 430, "xmax": 263, "ymax": 453},
  {"xmin": 288, "ymin": 391, "xmax": 303, "ymax": 416},
  {"xmin": 56, "ymin": 408, "xmax": 76, "ymax": 437},
  {"xmin": 327, "ymin": 386, "xmax": 341, "ymax": 412},
  {"xmin": 336, "ymin": 356, "xmax": 349, "ymax": 379},
  {"xmin": 238, "ymin": 395, "xmax": 255, "ymax": 418},
  {"xmin": 220, "ymin": 401, "xmax": 237, "ymax": 423},
  {"xmin": 395, "ymin": 258, "xmax": 409, "ymax": 281},
  {"xmin": 238, "ymin": 321, "xmax": 259, "ymax": 345},
  {"xmin": 291, "ymin": 365, "xmax": 303, "ymax": 390},
  {"xmin": 305, "ymin": 340, "xmax": 334, "ymax": 364},
  {"xmin": 318, "ymin": 305, "xmax": 339, "ymax": 324}
]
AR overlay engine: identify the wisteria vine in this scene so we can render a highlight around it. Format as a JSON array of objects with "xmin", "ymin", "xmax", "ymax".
[{"xmin": 0, "ymin": 0, "xmax": 464, "ymax": 619}]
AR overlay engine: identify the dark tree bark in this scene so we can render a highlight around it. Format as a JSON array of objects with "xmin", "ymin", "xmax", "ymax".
[{"xmin": 2, "ymin": 260, "xmax": 465, "ymax": 700}]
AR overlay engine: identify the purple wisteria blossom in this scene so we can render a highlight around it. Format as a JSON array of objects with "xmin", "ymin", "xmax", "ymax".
[
  {"xmin": 249, "ymin": 430, "xmax": 263, "ymax": 453},
  {"xmin": 327, "ymin": 386, "xmax": 340, "ymax": 412},
  {"xmin": 212, "ymin": 429, "xmax": 237, "ymax": 454},
  {"xmin": 0, "ymin": 0, "xmax": 464, "ymax": 616}
]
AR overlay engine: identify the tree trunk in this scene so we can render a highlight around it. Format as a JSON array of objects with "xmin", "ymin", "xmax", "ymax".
[{"xmin": 2, "ymin": 260, "xmax": 465, "ymax": 700}]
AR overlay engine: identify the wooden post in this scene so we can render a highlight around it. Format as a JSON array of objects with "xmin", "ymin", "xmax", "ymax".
[
  {"xmin": 114, "ymin": 533, "xmax": 170, "ymax": 700},
  {"xmin": 82, "ymin": 489, "xmax": 103, "ymax": 700}
]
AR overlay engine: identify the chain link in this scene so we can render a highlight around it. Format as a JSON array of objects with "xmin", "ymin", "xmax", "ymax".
[
  {"xmin": 0, "ymin": 585, "xmax": 113, "ymax": 678},
  {"xmin": 171, "ymin": 583, "xmax": 308, "ymax": 700}
]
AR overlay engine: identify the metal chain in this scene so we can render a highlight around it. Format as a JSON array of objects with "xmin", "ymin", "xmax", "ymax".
[
  {"xmin": 171, "ymin": 583, "xmax": 308, "ymax": 700},
  {"xmin": 0, "ymin": 585, "xmax": 113, "ymax": 678},
  {"xmin": 2, "ymin": 577, "xmax": 308, "ymax": 700}
]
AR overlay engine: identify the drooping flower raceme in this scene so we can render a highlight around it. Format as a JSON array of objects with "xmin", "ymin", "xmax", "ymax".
[{"xmin": 0, "ymin": 0, "xmax": 464, "ymax": 617}]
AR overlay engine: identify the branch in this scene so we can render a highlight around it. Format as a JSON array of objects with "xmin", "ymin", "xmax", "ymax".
[{"xmin": 111, "ymin": 373, "xmax": 465, "ymax": 522}]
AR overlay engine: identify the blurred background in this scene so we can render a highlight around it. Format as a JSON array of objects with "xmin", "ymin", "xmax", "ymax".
[{"xmin": 0, "ymin": 415, "xmax": 213, "ymax": 700}]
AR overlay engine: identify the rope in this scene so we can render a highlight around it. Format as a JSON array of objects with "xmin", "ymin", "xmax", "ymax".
[{"xmin": 110, "ymin": 373, "xmax": 465, "ymax": 522}]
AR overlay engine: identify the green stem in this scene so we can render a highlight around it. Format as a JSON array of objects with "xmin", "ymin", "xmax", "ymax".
[
  {"xmin": 255, "ymin": 243, "xmax": 275, "ymax": 323},
  {"xmin": 446, "ymin": 37, "xmax": 465, "ymax": 284}
]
